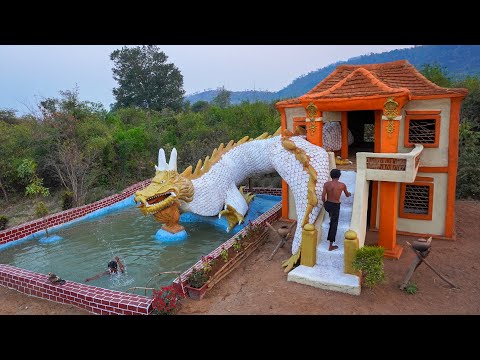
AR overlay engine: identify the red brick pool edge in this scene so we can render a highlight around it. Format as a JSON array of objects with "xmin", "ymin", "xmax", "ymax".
[
  {"xmin": 0, "ymin": 264, "xmax": 153, "ymax": 315},
  {"xmin": 174, "ymin": 202, "xmax": 282, "ymax": 287},
  {"xmin": 0, "ymin": 185, "xmax": 281, "ymax": 314}
]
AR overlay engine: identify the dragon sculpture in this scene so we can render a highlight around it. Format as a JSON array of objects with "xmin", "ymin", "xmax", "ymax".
[{"xmin": 134, "ymin": 123, "xmax": 352, "ymax": 267}]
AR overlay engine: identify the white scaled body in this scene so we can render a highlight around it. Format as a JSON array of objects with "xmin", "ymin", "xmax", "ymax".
[{"xmin": 180, "ymin": 135, "xmax": 331, "ymax": 254}]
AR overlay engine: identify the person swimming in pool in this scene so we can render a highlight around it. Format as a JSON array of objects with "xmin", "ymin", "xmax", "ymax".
[{"xmin": 85, "ymin": 256, "xmax": 125, "ymax": 282}]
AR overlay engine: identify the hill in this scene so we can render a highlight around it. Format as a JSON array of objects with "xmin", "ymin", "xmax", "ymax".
[{"xmin": 185, "ymin": 45, "xmax": 480, "ymax": 104}]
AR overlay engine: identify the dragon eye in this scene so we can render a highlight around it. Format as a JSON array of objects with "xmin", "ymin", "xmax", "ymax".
[{"xmin": 160, "ymin": 180, "xmax": 165, "ymax": 184}]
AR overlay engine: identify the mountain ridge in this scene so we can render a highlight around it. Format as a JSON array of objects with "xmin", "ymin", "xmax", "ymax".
[{"xmin": 185, "ymin": 45, "xmax": 480, "ymax": 104}]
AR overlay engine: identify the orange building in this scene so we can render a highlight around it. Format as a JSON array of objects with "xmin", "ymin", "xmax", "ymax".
[{"xmin": 276, "ymin": 60, "xmax": 468, "ymax": 259}]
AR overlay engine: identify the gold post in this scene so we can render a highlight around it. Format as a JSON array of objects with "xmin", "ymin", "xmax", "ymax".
[
  {"xmin": 344, "ymin": 230, "xmax": 359, "ymax": 275},
  {"xmin": 300, "ymin": 223, "xmax": 317, "ymax": 267}
]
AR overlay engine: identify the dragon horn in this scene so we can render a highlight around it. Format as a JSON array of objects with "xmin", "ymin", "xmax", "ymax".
[
  {"xmin": 168, "ymin": 148, "xmax": 178, "ymax": 171},
  {"xmin": 155, "ymin": 148, "xmax": 168, "ymax": 171}
]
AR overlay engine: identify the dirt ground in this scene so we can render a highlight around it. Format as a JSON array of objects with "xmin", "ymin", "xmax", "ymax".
[{"xmin": 1, "ymin": 200, "xmax": 480, "ymax": 315}]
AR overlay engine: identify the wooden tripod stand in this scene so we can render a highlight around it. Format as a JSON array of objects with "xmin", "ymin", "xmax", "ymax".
[
  {"xmin": 399, "ymin": 237, "xmax": 458, "ymax": 290},
  {"xmin": 266, "ymin": 221, "xmax": 296, "ymax": 261}
]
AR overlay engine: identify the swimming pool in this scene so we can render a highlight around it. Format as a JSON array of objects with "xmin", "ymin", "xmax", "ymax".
[{"xmin": 0, "ymin": 194, "xmax": 280, "ymax": 293}]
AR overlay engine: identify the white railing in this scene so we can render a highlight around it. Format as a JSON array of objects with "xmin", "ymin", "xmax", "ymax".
[
  {"xmin": 357, "ymin": 144, "xmax": 423, "ymax": 183},
  {"xmin": 350, "ymin": 144, "xmax": 424, "ymax": 247}
]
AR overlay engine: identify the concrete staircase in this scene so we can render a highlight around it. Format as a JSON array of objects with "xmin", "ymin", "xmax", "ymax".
[{"xmin": 288, "ymin": 170, "xmax": 361, "ymax": 295}]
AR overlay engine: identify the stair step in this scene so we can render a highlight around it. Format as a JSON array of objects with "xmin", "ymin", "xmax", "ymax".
[
  {"xmin": 317, "ymin": 170, "xmax": 356, "ymax": 263},
  {"xmin": 288, "ymin": 264, "xmax": 361, "ymax": 295},
  {"xmin": 290, "ymin": 171, "xmax": 359, "ymax": 295}
]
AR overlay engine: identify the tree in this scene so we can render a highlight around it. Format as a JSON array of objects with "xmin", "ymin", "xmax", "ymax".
[
  {"xmin": 457, "ymin": 120, "xmax": 480, "ymax": 199},
  {"xmin": 456, "ymin": 75, "xmax": 480, "ymax": 130},
  {"xmin": 0, "ymin": 109, "xmax": 18, "ymax": 124},
  {"xmin": 0, "ymin": 120, "xmax": 37, "ymax": 202},
  {"xmin": 212, "ymin": 87, "xmax": 231, "ymax": 108},
  {"xmin": 39, "ymin": 88, "xmax": 108, "ymax": 206},
  {"xmin": 17, "ymin": 159, "xmax": 50, "ymax": 198},
  {"xmin": 110, "ymin": 45, "xmax": 185, "ymax": 111},
  {"xmin": 420, "ymin": 63, "xmax": 452, "ymax": 88},
  {"xmin": 191, "ymin": 100, "xmax": 210, "ymax": 113},
  {"xmin": 46, "ymin": 140, "xmax": 97, "ymax": 206}
]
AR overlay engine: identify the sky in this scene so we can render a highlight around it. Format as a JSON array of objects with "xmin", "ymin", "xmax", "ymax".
[{"xmin": 0, "ymin": 45, "xmax": 413, "ymax": 114}]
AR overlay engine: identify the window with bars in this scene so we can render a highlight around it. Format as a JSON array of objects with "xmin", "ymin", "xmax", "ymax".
[
  {"xmin": 364, "ymin": 123, "xmax": 374, "ymax": 142},
  {"xmin": 404, "ymin": 111, "xmax": 440, "ymax": 148},
  {"xmin": 409, "ymin": 119, "xmax": 436, "ymax": 143},
  {"xmin": 399, "ymin": 181, "xmax": 434, "ymax": 220}
]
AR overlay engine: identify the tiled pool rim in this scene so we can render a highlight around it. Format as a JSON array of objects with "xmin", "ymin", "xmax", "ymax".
[{"xmin": 0, "ymin": 181, "xmax": 281, "ymax": 315}]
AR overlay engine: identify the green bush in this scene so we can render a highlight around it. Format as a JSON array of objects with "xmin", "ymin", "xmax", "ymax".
[
  {"xmin": 404, "ymin": 282, "xmax": 418, "ymax": 295},
  {"xmin": 61, "ymin": 191, "xmax": 74, "ymax": 210},
  {"xmin": 220, "ymin": 246, "xmax": 229, "ymax": 262},
  {"xmin": 186, "ymin": 268, "xmax": 209, "ymax": 289},
  {"xmin": 0, "ymin": 215, "xmax": 8, "ymax": 230},
  {"xmin": 352, "ymin": 246, "xmax": 385, "ymax": 288},
  {"xmin": 35, "ymin": 202, "xmax": 50, "ymax": 237},
  {"xmin": 35, "ymin": 202, "xmax": 49, "ymax": 218},
  {"xmin": 457, "ymin": 120, "xmax": 480, "ymax": 199}
]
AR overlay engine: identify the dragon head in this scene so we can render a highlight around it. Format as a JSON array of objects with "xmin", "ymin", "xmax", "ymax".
[{"xmin": 134, "ymin": 148, "xmax": 194, "ymax": 217}]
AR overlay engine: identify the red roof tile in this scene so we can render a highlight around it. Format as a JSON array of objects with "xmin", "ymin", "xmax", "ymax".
[
  {"xmin": 306, "ymin": 67, "xmax": 408, "ymax": 99},
  {"xmin": 277, "ymin": 60, "xmax": 467, "ymax": 106}
]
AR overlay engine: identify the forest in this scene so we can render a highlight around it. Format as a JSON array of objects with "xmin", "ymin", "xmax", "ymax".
[{"xmin": 187, "ymin": 45, "xmax": 480, "ymax": 104}]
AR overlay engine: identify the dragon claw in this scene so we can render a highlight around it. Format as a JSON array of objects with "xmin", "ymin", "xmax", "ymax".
[
  {"xmin": 281, "ymin": 248, "xmax": 301, "ymax": 273},
  {"xmin": 219, "ymin": 205, "xmax": 244, "ymax": 232},
  {"xmin": 239, "ymin": 186, "xmax": 255, "ymax": 204}
]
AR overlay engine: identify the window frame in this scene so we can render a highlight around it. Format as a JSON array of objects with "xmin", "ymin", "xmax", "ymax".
[
  {"xmin": 293, "ymin": 117, "xmax": 307, "ymax": 133},
  {"xmin": 399, "ymin": 180, "xmax": 434, "ymax": 220},
  {"xmin": 404, "ymin": 110, "xmax": 441, "ymax": 148}
]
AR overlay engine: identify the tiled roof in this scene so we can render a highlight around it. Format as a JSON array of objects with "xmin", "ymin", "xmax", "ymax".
[
  {"xmin": 308, "ymin": 67, "xmax": 408, "ymax": 99},
  {"xmin": 277, "ymin": 60, "xmax": 467, "ymax": 106}
]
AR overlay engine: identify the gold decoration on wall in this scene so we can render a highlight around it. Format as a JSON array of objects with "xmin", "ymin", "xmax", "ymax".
[
  {"xmin": 306, "ymin": 102, "xmax": 318, "ymax": 136},
  {"xmin": 306, "ymin": 102, "xmax": 318, "ymax": 119},
  {"xmin": 383, "ymin": 97, "xmax": 399, "ymax": 137},
  {"xmin": 386, "ymin": 120, "xmax": 395, "ymax": 136}
]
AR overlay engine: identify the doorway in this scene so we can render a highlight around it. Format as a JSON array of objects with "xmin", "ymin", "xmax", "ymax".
[
  {"xmin": 347, "ymin": 110, "xmax": 377, "ymax": 231},
  {"xmin": 347, "ymin": 110, "xmax": 375, "ymax": 156}
]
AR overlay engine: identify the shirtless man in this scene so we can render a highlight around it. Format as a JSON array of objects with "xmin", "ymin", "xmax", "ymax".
[{"xmin": 321, "ymin": 169, "xmax": 351, "ymax": 251}]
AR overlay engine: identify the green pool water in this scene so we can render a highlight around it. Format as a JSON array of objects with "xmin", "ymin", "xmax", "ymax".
[{"xmin": 0, "ymin": 195, "xmax": 280, "ymax": 293}]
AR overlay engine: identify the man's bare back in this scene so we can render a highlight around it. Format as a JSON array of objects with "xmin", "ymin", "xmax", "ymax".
[
  {"xmin": 322, "ymin": 179, "xmax": 351, "ymax": 204},
  {"xmin": 322, "ymin": 169, "xmax": 351, "ymax": 251}
]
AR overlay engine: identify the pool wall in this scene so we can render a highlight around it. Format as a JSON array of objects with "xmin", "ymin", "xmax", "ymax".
[
  {"xmin": 174, "ymin": 201, "xmax": 282, "ymax": 287},
  {"xmin": 0, "ymin": 264, "xmax": 153, "ymax": 315},
  {"xmin": 0, "ymin": 179, "xmax": 151, "ymax": 246},
  {"xmin": 0, "ymin": 180, "xmax": 281, "ymax": 315}
]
